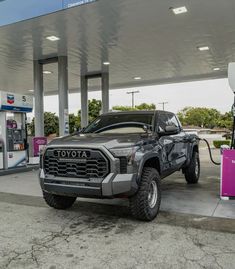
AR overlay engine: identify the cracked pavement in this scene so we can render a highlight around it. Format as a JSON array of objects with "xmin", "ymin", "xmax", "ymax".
[
  {"xmin": 0, "ymin": 149, "xmax": 234, "ymax": 269},
  {"xmin": 0, "ymin": 196, "xmax": 234, "ymax": 269}
]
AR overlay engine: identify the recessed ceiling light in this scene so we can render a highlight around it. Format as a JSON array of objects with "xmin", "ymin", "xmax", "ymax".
[
  {"xmin": 213, "ymin": 67, "xmax": 220, "ymax": 71},
  {"xmin": 103, "ymin": 62, "xmax": 110, "ymax": 65},
  {"xmin": 46, "ymin": 35, "xmax": 60, "ymax": 41},
  {"xmin": 198, "ymin": 46, "xmax": 210, "ymax": 51},
  {"xmin": 171, "ymin": 6, "xmax": 188, "ymax": 15},
  {"xmin": 28, "ymin": 90, "xmax": 34, "ymax": 92},
  {"xmin": 43, "ymin": 71, "xmax": 53, "ymax": 74},
  {"xmin": 134, "ymin": 76, "xmax": 142, "ymax": 80}
]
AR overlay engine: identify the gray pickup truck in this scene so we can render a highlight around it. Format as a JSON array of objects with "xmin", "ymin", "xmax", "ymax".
[{"xmin": 39, "ymin": 110, "xmax": 200, "ymax": 221}]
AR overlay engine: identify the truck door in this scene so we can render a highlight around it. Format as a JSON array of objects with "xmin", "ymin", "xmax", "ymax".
[
  {"xmin": 166, "ymin": 113, "xmax": 187, "ymax": 169},
  {"xmin": 157, "ymin": 112, "xmax": 186, "ymax": 175}
]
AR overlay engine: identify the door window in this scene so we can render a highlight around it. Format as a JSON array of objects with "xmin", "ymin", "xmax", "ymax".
[
  {"xmin": 157, "ymin": 112, "xmax": 169, "ymax": 132},
  {"xmin": 167, "ymin": 114, "xmax": 180, "ymax": 129},
  {"xmin": 157, "ymin": 112, "xmax": 180, "ymax": 133}
]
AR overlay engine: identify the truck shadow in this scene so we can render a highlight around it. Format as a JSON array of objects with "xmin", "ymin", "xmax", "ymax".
[{"xmin": 1, "ymin": 191, "xmax": 234, "ymax": 233}]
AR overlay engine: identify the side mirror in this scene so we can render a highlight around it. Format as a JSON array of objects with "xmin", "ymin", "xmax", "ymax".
[
  {"xmin": 165, "ymin": 125, "xmax": 179, "ymax": 134},
  {"xmin": 158, "ymin": 125, "xmax": 179, "ymax": 136}
]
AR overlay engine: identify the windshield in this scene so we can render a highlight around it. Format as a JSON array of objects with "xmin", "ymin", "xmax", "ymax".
[{"xmin": 83, "ymin": 113, "xmax": 154, "ymax": 134}]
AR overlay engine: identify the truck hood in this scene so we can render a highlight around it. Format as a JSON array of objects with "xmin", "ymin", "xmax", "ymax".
[{"xmin": 47, "ymin": 133, "xmax": 149, "ymax": 150}]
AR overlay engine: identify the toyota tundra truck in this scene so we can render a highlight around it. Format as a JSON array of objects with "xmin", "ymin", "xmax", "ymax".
[{"xmin": 39, "ymin": 110, "xmax": 200, "ymax": 221}]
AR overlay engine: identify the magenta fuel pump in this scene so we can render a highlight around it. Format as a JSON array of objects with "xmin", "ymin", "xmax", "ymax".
[
  {"xmin": 219, "ymin": 63, "xmax": 235, "ymax": 200},
  {"xmin": 192, "ymin": 65, "xmax": 235, "ymax": 199}
]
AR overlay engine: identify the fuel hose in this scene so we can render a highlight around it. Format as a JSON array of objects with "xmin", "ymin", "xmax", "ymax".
[{"xmin": 198, "ymin": 138, "xmax": 221, "ymax": 166}]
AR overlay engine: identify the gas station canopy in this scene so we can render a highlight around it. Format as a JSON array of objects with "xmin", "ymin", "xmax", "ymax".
[{"xmin": 0, "ymin": 0, "xmax": 234, "ymax": 95}]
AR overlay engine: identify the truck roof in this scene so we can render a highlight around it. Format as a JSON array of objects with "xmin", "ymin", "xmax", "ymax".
[{"xmin": 103, "ymin": 110, "xmax": 171, "ymax": 115}]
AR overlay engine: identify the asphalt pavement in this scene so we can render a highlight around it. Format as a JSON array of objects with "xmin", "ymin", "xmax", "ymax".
[{"xmin": 0, "ymin": 148, "xmax": 234, "ymax": 269}]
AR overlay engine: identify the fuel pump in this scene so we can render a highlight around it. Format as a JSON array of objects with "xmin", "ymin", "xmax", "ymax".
[
  {"xmin": 183, "ymin": 65, "xmax": 235, "ymax": 199},
  {"xmin": 228, "ymin": 63, "xmax": 235, "ymax": 149},
  {"xmin": 218, "ymin": 63, "xmax": 235, "ymax": 199},
  {"xmin": 0, "ymin": 91, "xmax": 33, "ymax": 170}
]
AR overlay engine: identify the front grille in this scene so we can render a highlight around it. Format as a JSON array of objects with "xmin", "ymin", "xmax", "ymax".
[{"xmin": 44, "ymin": 148, "xmax": 109, "ymax": 179}]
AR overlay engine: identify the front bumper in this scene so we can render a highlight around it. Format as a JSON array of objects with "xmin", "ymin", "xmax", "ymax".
[{"xmin": 39, "ymin": 169, "xmax": 138, "ymax": 198}]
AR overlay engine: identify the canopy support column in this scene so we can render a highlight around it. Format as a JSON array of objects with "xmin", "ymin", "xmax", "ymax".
[
  {"xmin": 58, "ymin": 56, "xmax": 69, "ymax": 136},
  {"xmin": 101, "ymin": 72, "xmax": 109, "ymax": 113},
  {"xmin": 33, "ymin": 60, "xmax": 44, "ymax": 137},
  {"xmin": 81, "ymin": 76, "xmax": 88, "ymax": 128}
]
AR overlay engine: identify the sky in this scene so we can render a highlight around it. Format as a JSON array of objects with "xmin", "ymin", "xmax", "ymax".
[{"xmin": 31, "ymin": 78, "xmax": 234, "ymax": 119}]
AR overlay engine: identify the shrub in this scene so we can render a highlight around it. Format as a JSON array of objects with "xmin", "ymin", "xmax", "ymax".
[{"xmin": 213, "ymin": 140, "xmax": 231, "ymax": 149}]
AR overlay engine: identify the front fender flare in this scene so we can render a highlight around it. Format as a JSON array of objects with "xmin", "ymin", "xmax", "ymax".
[{"xmin": 136, "ymin": 152, "xmax": 161, "ymax": 184}]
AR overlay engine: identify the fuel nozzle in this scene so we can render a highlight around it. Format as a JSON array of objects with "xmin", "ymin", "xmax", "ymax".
[{"xmin": 220, "ymin": 144, "xmax": 230, "ymax": 155}]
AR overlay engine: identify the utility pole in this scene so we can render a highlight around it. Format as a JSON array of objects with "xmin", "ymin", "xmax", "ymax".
[
  {"xmin": 158, "ymin": 102, "xmax": 168, "ymax": 111},
  {"xmin": 127, "ymin": 90, "xmax": 140, "ymax": 108}
]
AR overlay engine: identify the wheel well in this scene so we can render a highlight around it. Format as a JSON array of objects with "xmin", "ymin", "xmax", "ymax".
[{"xmin": 143, "ymin": 157, "xmax": 160, "ymax": 174}]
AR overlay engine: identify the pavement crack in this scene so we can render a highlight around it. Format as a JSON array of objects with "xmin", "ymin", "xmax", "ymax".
[
  {"xmin": 3, "ymin": 215, "xmax": 80, "ymax": 268},
  {"xmin": 4, "ymin": 250, "xmax": 29, "ymax": 269},
  {"xmin": 30, "ymin": 245, "xmax": 40, "ymax": 268}
]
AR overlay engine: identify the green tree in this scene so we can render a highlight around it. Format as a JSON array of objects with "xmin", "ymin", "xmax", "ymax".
[
  {"xmin": 77, "ymin": 99, "xmax": 102, "ymax": 124},
  {"xmin": 181, "ymin": 107, "xmax": 221, "ymax": 128},
  {"xmin": 88, "ymin": 99, "xmax": 102, "ymax": 121},
  {"xmin": 28, "ymin": 99, "xmax": 101, "ymax": 136},
  {"xmin": 69, "ymin": 113, "xmax": 81, "ymax": 133},
  {"xmin": 177, "ymin": 107, "xmax": 233, "ymax": 129},
  {"xmin": 112, "ymin": 106, "xmax": 136, "ymax": 111},
  {"xmin": 217, "ymin": 112, "xmax": 233, "ymax": 129},
  {"xmin": 177, "ymin": 107, "xmax": 191, "ymax": 126},
  {"xmin": 113, "ymin": 103, "xmax": 156, "ymax": 111},
  {"xmin": 29, "ymin": 112, "xmax": 59, "ymax": 136},
  {"xmin": 136, "ymin": 103, "xmax": 156, "ymax": 110}
]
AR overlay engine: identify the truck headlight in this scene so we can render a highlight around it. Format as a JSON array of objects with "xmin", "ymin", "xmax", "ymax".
[
  {"xmin": 39, "ymin": 147, "xmax": 47, "ymax": 169},
  {"xmin": 109, "ymin": 146, "xmax": 139, "ymax": 164}
]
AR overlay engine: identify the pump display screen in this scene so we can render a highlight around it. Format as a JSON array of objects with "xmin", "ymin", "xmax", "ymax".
[{"xmin": 13, "ymin": 130, "xmax": 23, "ymax": 143}]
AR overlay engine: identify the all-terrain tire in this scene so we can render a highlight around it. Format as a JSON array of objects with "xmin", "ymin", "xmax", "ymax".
[
  {"xmin": 130, "ymin": 167, "xmax": 161, "ymax": 221},
  {"xmin": 184, "ymin": 151, "xmax": 200, "ymax": 184},
  {"xmin": 43, "ymin": 191, "xmax": 76, "ymax": 209}
]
